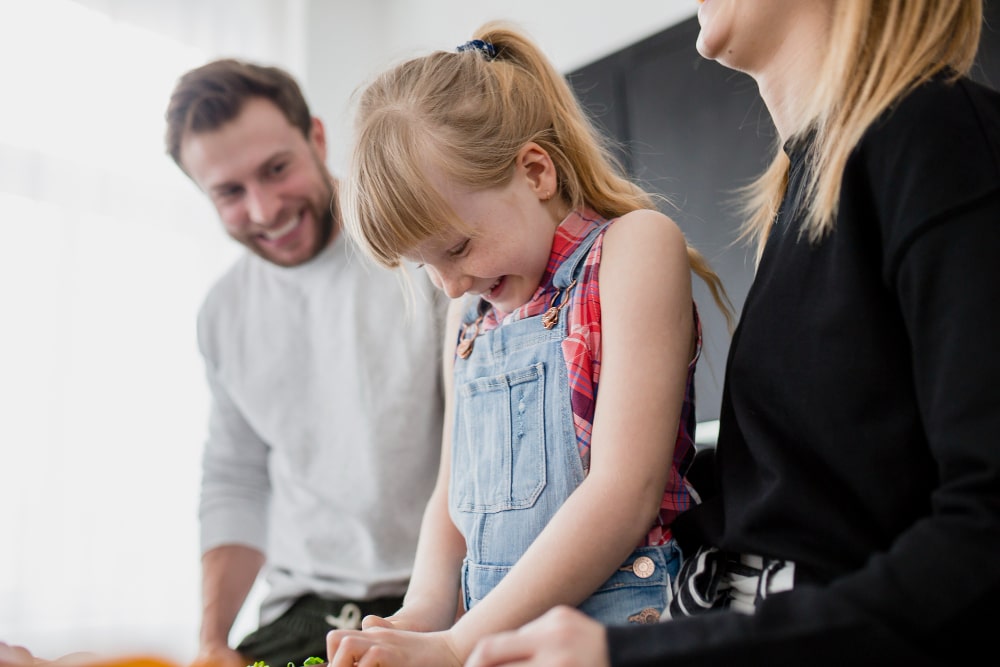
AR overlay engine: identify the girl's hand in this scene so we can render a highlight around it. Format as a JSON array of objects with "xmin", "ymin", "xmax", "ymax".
[
  {"xmin": 361, "ymin": 614, "xmax": 407, "ymax": 631},
  {"xmin": 360, "ymin": 600, "xmax": 450, "ymax": 633},
  {"xmin": 326, "ymin": 628, "xmax": 461, "ymax": 667},
  {"xmin": 465, "ymin": 606, "xmax": 609, "ymax": 667},
  {"xmin": 362, "ymin": 613, "xmax": 434, "ymax": 632}
]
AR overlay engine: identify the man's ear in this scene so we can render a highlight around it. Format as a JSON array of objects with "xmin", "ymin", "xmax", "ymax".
[
  {"xmin": 309, "ymin": 116, "xmax": 328, "ymax": 162},
  {"xmin": 516, "ymin": 142, "xmax": 558, "ymax": 200}
]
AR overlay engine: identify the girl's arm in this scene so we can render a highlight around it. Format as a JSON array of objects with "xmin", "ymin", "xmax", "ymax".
[
  {"xmin": 445, "ymin": 209, "xmax": 695, "ymax": 659},
  {"xmin": 363, "ymin": 297, "xmax": 469, "ymax": 632}
]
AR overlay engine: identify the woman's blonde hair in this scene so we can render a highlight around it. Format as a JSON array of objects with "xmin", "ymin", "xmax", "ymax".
[
  {"xmin": 741, "ymin": 0, "xmax": 983, "ymax": 260},
  {"xmin": 344, "ymin": 21, "xmax": 732, "ymax": 324}
]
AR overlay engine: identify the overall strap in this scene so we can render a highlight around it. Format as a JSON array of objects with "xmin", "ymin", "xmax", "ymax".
[
  {"xmin": 459, "ymin": 214, "xmax": 613, "ymax": 336},
  {"xmin": 538, "ymin": 218, "xmax": 613, "ymax": 329},
  {"xmin": 551, "ymin": 219, "xmax": 613, "ymax": 290}
]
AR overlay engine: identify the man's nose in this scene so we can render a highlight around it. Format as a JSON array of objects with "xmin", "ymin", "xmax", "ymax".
[{"xmin": 245, "ymin": 184, "xmax": 282, "ymax": 225}]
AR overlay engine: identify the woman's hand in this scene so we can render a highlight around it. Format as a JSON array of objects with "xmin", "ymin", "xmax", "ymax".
[
  {"xmin": 326, "ymin": 628, "xmax": 461, "ymax": 667},
  {"xmin": 465, "ymin": 606, "xmax": 609, "ymax": 667}
]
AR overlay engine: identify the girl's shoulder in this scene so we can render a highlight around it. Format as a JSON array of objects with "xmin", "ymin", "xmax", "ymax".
[
  {"xmin": 602, "ymin": 208, "xmax": 687, "ymax": 261},
  {"xmin": 598, "ymin": 209, "xmax": 692, "ymax": 312}
]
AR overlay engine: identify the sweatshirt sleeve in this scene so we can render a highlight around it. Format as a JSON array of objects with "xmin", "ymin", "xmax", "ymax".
[{"xmin": 197, "ymin": 316, "xmax": 272, "ymax": 556}]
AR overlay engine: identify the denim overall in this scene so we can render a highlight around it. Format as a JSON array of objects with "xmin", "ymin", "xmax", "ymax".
[{"xmin": 449, "ymin": 221, "xmax": 681, "ymax": 625}]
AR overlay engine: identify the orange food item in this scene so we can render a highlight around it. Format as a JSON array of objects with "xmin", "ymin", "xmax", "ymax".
[{"xmin": 72, "ymin": 658, "xmax": 179, "ymax": 667}]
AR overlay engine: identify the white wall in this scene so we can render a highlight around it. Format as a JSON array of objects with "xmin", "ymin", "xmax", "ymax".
[
  {"xmin": 303, "ymin": 0, "xmax": 698, "ymax": 173},
  {"xmin": 0, "ymin": 1, "xmax": 698, "ymax": 661},
  {"xmin": 0, "ymin": 0, "xmax": 305, "ymax": 661}
]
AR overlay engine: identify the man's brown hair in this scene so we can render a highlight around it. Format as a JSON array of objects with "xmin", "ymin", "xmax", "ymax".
[{"xmin": 165, "ymin": 58, "xmax": 312, "ymax": 171}]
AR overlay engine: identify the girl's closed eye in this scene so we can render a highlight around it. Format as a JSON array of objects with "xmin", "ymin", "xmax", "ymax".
[{"xmin": 448, "ymin": 239, "xmax": 470, "ymax": 258}]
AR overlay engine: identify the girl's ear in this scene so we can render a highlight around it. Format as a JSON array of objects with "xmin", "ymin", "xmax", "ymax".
[{"xmin": 516, "ymin": 142, "xmax": 558, "ymax": 200}]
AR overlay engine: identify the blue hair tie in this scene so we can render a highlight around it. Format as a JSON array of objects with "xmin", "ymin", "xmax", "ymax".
[{"xmin": 457, "ymin": 39, "xmax": 498, "ymax": 60}]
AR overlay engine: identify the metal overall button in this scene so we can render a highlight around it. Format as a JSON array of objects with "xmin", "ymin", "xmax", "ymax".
[
  {"xmin": 620, "ymin": 555, "xmax": 656, "ymax": 578},
  {"xmin": 540, "ymin": 280, "xmax": 577, "ymax": 329},
  {"xmin": 628, "ymin": 607, "xmax": 662, "ymax": 624}
]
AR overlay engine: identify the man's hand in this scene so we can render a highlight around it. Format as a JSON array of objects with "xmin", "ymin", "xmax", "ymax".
[{"xmin": 190, "ymin": 643, "xmax": 246, "ymax": 667}]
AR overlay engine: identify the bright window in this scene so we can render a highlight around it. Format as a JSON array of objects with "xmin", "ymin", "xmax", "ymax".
[{"xmin": 0, "ymin": 0, "xmax": 299, "ymax": 660}]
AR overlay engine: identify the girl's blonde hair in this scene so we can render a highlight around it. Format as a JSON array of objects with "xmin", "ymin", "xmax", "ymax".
[
  {"xmin": 741, "ymin": 0, "xmax": 983, "ymax": 260},
  {"xmin": 344, "ymin": 21, "xmax": 732, "ymax": 325}
]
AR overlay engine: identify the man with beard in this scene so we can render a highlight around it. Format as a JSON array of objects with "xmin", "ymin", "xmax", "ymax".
[{"xmin": 165, "ymin": 60, "xmax": 446, "ymax": 667}]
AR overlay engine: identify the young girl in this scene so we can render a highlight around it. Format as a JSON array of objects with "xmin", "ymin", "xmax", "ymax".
[
  {"xmin": 326, "ymin": 22, "xmax": 730, "ymax": 667},
  {"xmin": 465, "ymin": 2, "xmax": 1000, "ymax": 667}
]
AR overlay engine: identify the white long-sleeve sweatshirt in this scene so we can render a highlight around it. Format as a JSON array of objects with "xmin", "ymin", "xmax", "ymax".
[{"xmin": 196, "ymin": 231, "xmax": 446, "ymax": 625}]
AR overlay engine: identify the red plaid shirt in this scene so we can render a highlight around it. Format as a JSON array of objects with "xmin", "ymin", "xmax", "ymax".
[{"xmin": 480, "ymin": 208, "xmax": 702, "ymax": 545}]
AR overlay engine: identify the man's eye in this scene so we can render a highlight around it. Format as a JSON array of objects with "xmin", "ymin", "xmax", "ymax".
[{"xmin": 215, "ymin": 187, "xmax": 243, "ymax": 202}]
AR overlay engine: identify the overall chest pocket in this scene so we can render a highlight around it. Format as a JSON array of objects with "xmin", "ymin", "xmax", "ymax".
[{"xmin": 452, "ymin": 362, "xmax": 547, "ymax": 513}]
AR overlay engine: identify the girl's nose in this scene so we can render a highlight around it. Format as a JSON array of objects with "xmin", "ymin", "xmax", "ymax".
[{"xmin": 427, "ymin": 265, "xmax": 471, "ymax": 299}]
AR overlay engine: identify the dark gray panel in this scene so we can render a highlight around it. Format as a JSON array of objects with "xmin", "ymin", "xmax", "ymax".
[
  {"xmin": 569, "ymin": 18, "xmax": 770, "ymax": 422},
  {"xmin": 622, "ymin": 22, "xmax": 771, "ymax": 422}
]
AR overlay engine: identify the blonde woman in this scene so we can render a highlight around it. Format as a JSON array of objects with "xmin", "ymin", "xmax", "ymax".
[
  {"xmin": 326, "ymin": 21, "xmax": 731, "ymax": 667},
  {"xmin": 466, "ymin": 1, "xmax": 1000, "ymax": 666}
]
